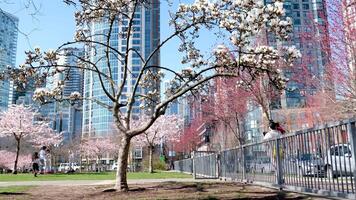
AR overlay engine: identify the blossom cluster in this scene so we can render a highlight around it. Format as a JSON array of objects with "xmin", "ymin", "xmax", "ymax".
[
  {"xmin": 80, "ymin": 137, "xmax": 118, "ymax": 159},
  {"xmin": 0, "ymin": 105, "xmax": 62, "ymax": 147},
  {"xmin": 132, "ymin": 114, "xmax": 184, "ymax": 147},
  {"xmin": 0, "ymin": 151, "xmax": 31, "ymax": 170}
]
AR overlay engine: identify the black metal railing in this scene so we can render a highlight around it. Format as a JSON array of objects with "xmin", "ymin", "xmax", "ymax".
[{"xmin": 174, "ymin": 118, "xmax": 356, "ymax": 199}]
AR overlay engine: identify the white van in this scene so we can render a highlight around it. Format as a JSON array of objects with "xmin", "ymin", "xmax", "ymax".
[
  {"xmin": 325, "ymin": 144, "xmax": 355, "ymax": 178},
  {"xmin": 58, "ymin": 163, "xmax": 80, "ymax": 172}
]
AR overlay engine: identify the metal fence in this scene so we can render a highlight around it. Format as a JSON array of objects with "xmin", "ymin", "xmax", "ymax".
[
  {"xmin": 174, "ymin": 158, "xmax": 193, "ymax": 174},
  {"xmin": 193, "ymin": 152, "xmax": 218, "ymax": 179},
  {"xmin": 174, "ymin": 118, "xmax": 356, "ymax": 199}
]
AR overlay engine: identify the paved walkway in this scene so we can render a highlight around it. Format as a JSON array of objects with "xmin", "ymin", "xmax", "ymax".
[{"xmin": 0, "ymin": 178, "xmax": 196, "ymax": 187}]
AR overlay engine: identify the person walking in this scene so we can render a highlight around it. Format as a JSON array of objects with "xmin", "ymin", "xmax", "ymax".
[
  {"xmin": 45, "ymin": 148, "xmax": 52, "ymax": 173},
  {"xmin": 32, "ymin": 152, "xmax": 40, "ymax": 177},
  {"xmin": 263, "ymin": 120, "xmax": 285, "ymax": 184},
  {"xmin": 264, "ymin": 121, "xmax": 284, "ymax": 164},
  {"xmin": 39, "ymin": 146, "xmax": 47, "ymax": 174}
]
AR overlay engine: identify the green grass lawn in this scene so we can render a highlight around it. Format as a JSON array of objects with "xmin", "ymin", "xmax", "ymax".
[{"xmin": 0, "ymin": 171, "xmax": 192, "ymax": 182}]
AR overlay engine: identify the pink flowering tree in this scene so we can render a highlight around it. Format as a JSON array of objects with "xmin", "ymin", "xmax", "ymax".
[
  {"xmin": 0, "ymin": 104, "xmax": 62, "ymax": 174},
  {"xmin": 0, "ymin": 151, "xmax": 16, "ymax": 171},
  {"xmin": 133, "ymin": 115, "xmax": 182, "ymax": 173},
  {"xmin": 1, "ymin": 0, "xmax": 300, "ymax": 190},
  {"xmin": 80, "ymin": 137, "xmax": 118, "ymax": 170},
  {"xmin": 0, "ymin": 151, "xmax": 32, "ymax": 172}
]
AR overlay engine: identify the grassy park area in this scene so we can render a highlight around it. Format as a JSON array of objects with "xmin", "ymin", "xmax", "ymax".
[{"xmin": 0, "ymin": 171, "xmax": 192, "ymax": 182}]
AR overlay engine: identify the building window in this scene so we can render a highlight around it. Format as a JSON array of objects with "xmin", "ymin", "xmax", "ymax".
[
  {"xmin": 133, "ymin": 147, "xmax": 143, "ymax": 159},
  {"xmin": 132, "ymin": 59, "xmax": 141, "ymax": 65}
]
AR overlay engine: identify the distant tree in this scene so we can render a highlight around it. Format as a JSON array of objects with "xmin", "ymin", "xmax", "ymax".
[
  {"xmin": 202, "ymin": 77, "xmax": 250, "ymax": 147},
  {"xmin": 0, "ymin": 104, "xmax": 62, "ymax": 174},
  {"xmin": 0, "ymin": 150, "xmax": 31, "ymax": 172},
  {"xmin": 133, "ymin": 115, "xmax": 182, "ymax": 173},
  {"xmin": 80, "ymin": 137, "xmax": 118, "ymax": 171},
  {"xmin": 175, "ymin": 117, "xmax": 203, "ymax": 155}
]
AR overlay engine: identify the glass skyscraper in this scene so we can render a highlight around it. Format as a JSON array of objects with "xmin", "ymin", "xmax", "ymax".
[
  {"xmin": 0, "ymin": 11, "xmax": 18, "ymax": 111},
  {"xmin": 243, "ymin": 0, "xmax": 331, "ymax": 139},
  {"xmin": 281, "ymin": 0, "xmax": 330, "ymax": 108},
  {"xmin": 82, "ymin": 1, "xmax": 160, "ymax": 137},
  {"xmin": 42, "ymin": 48, "xmax": 84, "ymax": 143}
]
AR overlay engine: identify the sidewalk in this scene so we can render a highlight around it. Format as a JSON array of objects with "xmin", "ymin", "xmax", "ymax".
[{"xmin": 0, "ymin": 178, "xmax": 196, "ymax": 187}]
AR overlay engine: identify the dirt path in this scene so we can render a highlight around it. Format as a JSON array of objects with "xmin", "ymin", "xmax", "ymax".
[
  {"xmin": 0, "ymin": 178, "xmax": 197, "ymax": 187},
  {"xmin": 0, "ymin": 182, "xmax": 333, "ymax": 200}
]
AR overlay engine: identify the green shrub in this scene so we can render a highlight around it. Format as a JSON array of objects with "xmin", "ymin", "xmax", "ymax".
[{"xmin": 142, "ymin": 154, "xmax": 167, "ymax": 172}]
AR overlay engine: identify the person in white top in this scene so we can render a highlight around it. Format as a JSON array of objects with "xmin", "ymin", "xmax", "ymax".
[
  {"xmin": 39, "ymin": 146, "xmax": 47, "ymax": 174},
  {"xmin": 263, "ymin": 121, "xmax": 282, "ymax": 168},
  {"xmin": 263, "ymin": 129, "xmax": 280, "ymax": 140}
]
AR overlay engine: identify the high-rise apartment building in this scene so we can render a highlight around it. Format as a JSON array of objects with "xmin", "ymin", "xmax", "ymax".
[
  {"xmin": 242, "ymin": 0, "xmax": 332, "ymax": 138},
  {"xmin": 82, "ymin": 1, "xmax": 160, "ymax": 137},
  {"xmin": 42, "ymin": 48, "xmax": 84, "ymax": 142},
  {"xmin": 0, "ymin": 11, "xmax": 18, "ymax": 111},
  {"xmin": 273, "ymin": 0, "xmax": 330, "ymax": 108},
  {"xmin": 344, "ymin": 0, "xmax": 356, "ymax": 82}
]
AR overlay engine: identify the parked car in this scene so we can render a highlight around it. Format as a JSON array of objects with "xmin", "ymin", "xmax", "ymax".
[
  {"xmin": 111, "ymin": 163, "xmax": 131, "ymax": 171},
  {"xmin": 324, "ymin": 144, "xmax": 354, "ymax": 178},
  {"xmin": 58, "ymin": 163, "xmax": 80, "ymax": 173},
  {"xmin": 111, "ymin": 163, "xmax": 117, "ymax": 171},
  {"xmin": 297, "ymin": 154, "xmax": 325, "ymax": 177}
]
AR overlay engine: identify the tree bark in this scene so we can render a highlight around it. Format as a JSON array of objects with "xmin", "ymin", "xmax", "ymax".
[
  {"xmin": 148, "ymin": 145, "xmax": 153, "ymax": 173},
  {"xmin": 114, "ymin": 135, "xmax": 131, "ymax": 191},
  {"xmin": 79, "ymin": 156, "xmax": 82, "ymax": 173},
  {"xmin": 13, "ymin": 138, "xmax": 20, "ymax": 174}
]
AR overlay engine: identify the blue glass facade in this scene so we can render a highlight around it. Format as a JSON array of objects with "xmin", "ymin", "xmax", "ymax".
[
  {"xmin": 42, "ymin": 48, "xmax": 84, "ymax": 143},
  {"xmin": 82, "ymin": 1, "xmax": 160, "ymax": 137},
  {"xmin": 0, "ymin": 11, "xmax": 18, "ymax": 111},
  {"xmin": 243, "ymin": 0, "xmax": 330, "ymax": 142},
  {"xmin": 282, "ymin": 0, "xmax": 329, "ymax": 108}
]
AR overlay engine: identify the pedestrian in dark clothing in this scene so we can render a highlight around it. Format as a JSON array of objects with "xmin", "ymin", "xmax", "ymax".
[{"xmin": 32, "ymin": 152, "xmax": 40, "ymax": 177}]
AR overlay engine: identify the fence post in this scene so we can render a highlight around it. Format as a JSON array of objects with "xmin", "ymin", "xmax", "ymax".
[
  {"xmin": 347, "ymin": 121, "xmax": 356, "ymax": 190},
  {"xmin": 275, "ymin": 137, "xmax": 283, "ymax": 188},
  {"xmin": 192, "ymin": 151, "xmax": 196, "ymax": 179},
  {"xmin": 242, "ymin": 146, "xmax": 246, "ymax": 181},
  {"xmin": 216, "ymin": 152, "xmax": 220, "ymax": 178}
]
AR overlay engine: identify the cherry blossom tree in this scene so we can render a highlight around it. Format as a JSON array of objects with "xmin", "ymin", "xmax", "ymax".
[
  {"xmin": 80, "ymin": 137, "xmax": 118, "ymax": 171},
  {"xmin": 0, "ymin": 150, "xmax": 31, "ymax": 172},
  {"xmin": 175, "ymin": 117, "xmax": 203, "ymax": 155},
  {"xmin": 1, "ymin": 0, "xmax": 300, "ymax": 190},
  {"xmin": 133, "ymin": 115, "xmax": 182, "ymax": 173},
  {"xmin": 0, "ymin": 104, "xmax": 62, "ymax": 174},
  {"xmin": 0, "ymin": 151, "xmax": 17, "ymax": 171},
  {"xmin": 201, "ymin": 77, "xmax": 250, "ymax": 147}
]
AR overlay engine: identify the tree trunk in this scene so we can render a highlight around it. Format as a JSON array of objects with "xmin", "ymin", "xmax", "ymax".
[
  {"xmin": 114, "ymin": 135, "xmax": 131, "ymax": 191},
  {"xmin": 13, "ymin": 139, "xmax": 20, "ymax": 174},
  {"xmin": 148, "ymin": 145, "xmax": 153, "ymax": 173},
  {"xmin": 79, "ymin": 156, "xmax": 82, "ymax": 173}
]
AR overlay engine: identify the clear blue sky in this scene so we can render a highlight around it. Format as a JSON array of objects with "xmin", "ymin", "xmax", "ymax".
[{"xmin": 0, "ymin": 0, "xmax": 217, "ymax": 79}]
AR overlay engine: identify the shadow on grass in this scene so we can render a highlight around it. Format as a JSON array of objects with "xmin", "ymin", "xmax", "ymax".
[
  {"xmin": 102, "ymin": 187, "xmax": 147, "ymax": 193},
  {"xmin": 153, "ymin": 181, "xmax": 206, "ymax": 192},
  {"xmin": 0, "ymin": 192, "xmax": 27, "ymax": 195}
]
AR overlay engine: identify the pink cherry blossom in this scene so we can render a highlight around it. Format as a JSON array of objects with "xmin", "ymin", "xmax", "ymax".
[
  {"xmin": 0, "ymin": 104, "xmax": 62, "ymax": 174},
  {"xmin": 132, "ymin": 115, "xmax": 183, "ymax": 173}
]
